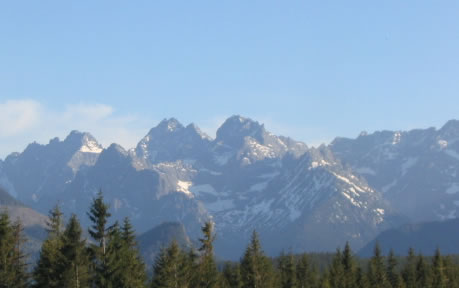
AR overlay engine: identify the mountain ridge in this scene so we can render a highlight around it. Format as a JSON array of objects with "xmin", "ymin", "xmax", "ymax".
[{"xmin": 0, "ymin": 116, "xmax": 457, "ymax": 259}]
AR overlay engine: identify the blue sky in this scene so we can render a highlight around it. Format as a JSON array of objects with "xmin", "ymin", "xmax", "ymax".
[{"xmin": 0, "ymin": 1, "xmax": 458, "ymax": 158}]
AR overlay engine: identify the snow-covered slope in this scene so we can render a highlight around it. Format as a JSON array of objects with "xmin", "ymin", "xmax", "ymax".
[
  {"xmin": 330, "ymin": 119, "xmax": 459, "ymax": 223},
  {"xmin": 0, "ymin": 116, "xmax": 402, "ymax": 258}
]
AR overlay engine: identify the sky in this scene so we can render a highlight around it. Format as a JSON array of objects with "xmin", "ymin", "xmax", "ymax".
[{"xmin": 0, "ymin": 1, "xmax": 458, "ymax": 159}]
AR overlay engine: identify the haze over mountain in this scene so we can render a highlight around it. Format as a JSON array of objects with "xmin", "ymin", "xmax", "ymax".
[{"xmin": 0, "ymin": 116, "xmax": 458, "ymax": 259}]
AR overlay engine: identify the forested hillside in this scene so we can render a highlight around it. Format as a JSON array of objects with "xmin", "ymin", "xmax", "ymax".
[{"xmin": 1, "ymin": 192, "xmax": 459, "ymax": 288}]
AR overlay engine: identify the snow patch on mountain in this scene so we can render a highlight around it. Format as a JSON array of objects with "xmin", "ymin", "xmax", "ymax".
[
  {"xmin": 437, "ymin": 139, "xmax": 448, "ymax": 149},
  {"xmin": 80, "ymin": 140, "xmax": 103, "ymax": 153},
  {"xmin": 332, "ymin": 173, "xmax": 368, "ymax": 194},
  {"xmin": 176, "ymin": 180, "xmax": 193, "ymax": 196},
  {"xmin": 310, "ymin": 160, "xmax": 330, "ymax": 169},
  {"xmin": 392, "ymin": 132, "xmax": 401, "ymax": 145}
]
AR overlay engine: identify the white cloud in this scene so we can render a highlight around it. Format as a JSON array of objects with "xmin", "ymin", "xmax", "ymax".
[
  {"xmin": 0, "ymin": 100, "xmax": 154, "ymax": 159},
  {"xmin": 0, "ymin": 100, "xmax": 42, "ymax": 137}
]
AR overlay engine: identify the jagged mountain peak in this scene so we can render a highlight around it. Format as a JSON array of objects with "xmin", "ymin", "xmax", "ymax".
[
  {"xmin": 155, "ymin": 118, "xmax": 185, "ymax": 133},
  {"xmin": 64, "ymin": 130, "xmax": 103, "ymax": 153},
  {"xmin": 216, "ymin": 115, "xmax": 266, "ymax": 147},
  {"xmin": 186, "ymin": 123, "xmax": 211, "ymax": 140},
  {"xmin": 439, "ymin": 119, "xmax": 459, "ymax": 139}
]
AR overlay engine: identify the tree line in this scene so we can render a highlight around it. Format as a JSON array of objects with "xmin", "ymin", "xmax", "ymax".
[{"xmin": 1, "ymin": 191, "xmax": 459, "ymax": 287}]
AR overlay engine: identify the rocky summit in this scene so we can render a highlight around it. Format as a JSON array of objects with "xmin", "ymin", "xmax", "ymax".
[{"xmin": 1, "ymin": 116, "xmax": 458, "ymax": 259}]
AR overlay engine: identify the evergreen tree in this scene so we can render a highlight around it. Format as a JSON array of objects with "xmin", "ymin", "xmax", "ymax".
[
  {"xmin": 355, "ymin": 266, "xmax": 369, "ymax": 288},
  {"xmin": 431, "ymin": 248, "xmax": 446, "ymax": 288},
  {"xmin": 342, "ymin": 242, "xmax": 356, "ymax": 288},
  {"xmin": 319, "ymin": 270, "xmax": 332, "ymax": 288},
  {"xmin": 87, "ymin": 190, "xmax": 113, "ymax": 288},
  {"xmin": 0, "ymin": 211, "xmax": 13, "ymax": 287},
  {"xmin": 240, "ymin": 230, "xmax": 274, "ymax": 288},
  {"xmin": 401, "ymin": 248, "xmax": 416, "ymax": 288},
  {"xmin": 367, "ymin": 243, "xmax": 389, "ymax": 288},
  {"xmin": 415, "ymin": 254, "xmax": 430, "ymax": 288},
  {"xmin": 0, "ymin": 211, "xmax": 29, "ymax": 288},
  {"xmin": 104, "ymin": 222, "xmax": 124, "ymax": 288},
  {"xmin": 329, "ymin": 248, "xmax": 344, "ymax": 288},
  {"xmin": 442, "ymin": 256, "xmax": 459, "ymax": 288},
  {"xmin": 221, "ymin": 262, "xmax": 242, "ymax": 288},
  {"xmin": 33, "ymin": 205, "xmax": 64, "ymax": 288},
  {"xmin": 296, "ymin": 253, "xmax": 318, "ymax": 288},
  {"xmin": 118, "ymin": 217, "xmax": 147, "ymax": 288},
  {"xmin": 9, "ymin": 218, "xmax": 29, "ymax": 288},
  {"xmin": 59, "ymin": 214, "xmax": 90, "ymax": 288},
  {"xmin": 197, "ymin": 221, "xmax": 219, "ymax": 288},
  {"xmin": 151, "ymin": 241, "xmax": 188, "ymax": 288},
  {"xmin": 278, "ymin": 251, "xmax": 297, "ymax": 288},
  {"xmin": 386, "ymin": 249, "xmax": 401, "ymax": 288}
]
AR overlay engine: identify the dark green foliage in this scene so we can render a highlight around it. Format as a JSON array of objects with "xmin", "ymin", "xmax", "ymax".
[
  {"xmin": 342, "ymin": 242, "xmax": 356, "ymax": 288},
  {"xmin": 431, "ymin": 248, "xmax": 446, "ymax": 288},
  {"xmin": 386, "ymin": 249, "xmax": 402, "ymax": 288},
  {"xmin": 278, "ymin": 251, "xmax": 297, "ymax": 288},
  {"xmin": 443, "ymin": 256, "xmax": 459, "ymax": 288},
  {"xmin": 402, "ymin": 248, "xmax": 417, "ymax": 288},
  {"xmin": 415, "ymin": 254, "xmax": 431, "ymax": 287},
  {"xmin": 151, "ymin": 241, "xmax": 189, "ymax": 288},
  {"xmin": 87, "ymin": 190, "xmax": 113, "ymax": 288},
  {"xmin": 13, "ymin": 197, "xmax": 459, "ymax": 288},
  {"xmin": 240, "ymin": 231, "xmax": 274, "ymax": 288},
  {"xmin": 117, "ymin": 218, "xmax": 147, "ymax": 288},
  {"xmin": 296, "ymin": 253, "xmax": 318, "ymax": 288},
  {"xmin": 221, "ymin": 262, "xmax": 242, "ymax": 288},
  {"xmin": 33, "ymin": 205, "xmax": 64, "ymax": 288},
  {"xmin": 367, "ymin": 243, "xmax": 390, "ymax": 288},
  {"xmin": 197, "ymin": 221, "xmax": 219, "ymax": 288},
  {"xmin": 329, "ymin": 248, "xmax": 344, "ymax": 288},
  {"xmin": 0, "ymin": 211, "xmax": 29, "ymax": 288},
  {"xmin": 58, "ymin": 214, "xmax": 90, "ymax": 288}
]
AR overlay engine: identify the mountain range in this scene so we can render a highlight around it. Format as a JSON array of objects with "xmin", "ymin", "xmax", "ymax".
[{"xmin": 0, "ymin": 116, "xmax": 458, "ymax": 259}]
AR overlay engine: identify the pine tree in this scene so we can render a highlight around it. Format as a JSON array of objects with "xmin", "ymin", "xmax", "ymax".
[
  {"xmin": 386, "ymin": 249, "xmax": 401, "ymax": 288},
  {"xmin": 296, "ymin": 253, "xmax": 318, "ymax": 288},
  {"xmin": 118, "ymin": 217, "xmax": 147, "ymax": 288},
  {"xmin": 320, "ymin": 270, "xmax": 332, "ymax": 288},
  {"xmin": 342, "ymin": 242, "xmax": 356, "ymax": 288},
  {"xmin": 401, "ymin": 248, "xmax": 416, "ymax": 288},
  {"xmin": 367, "ymin": 243, "xmax": 389, "ymax": 288},
  {"xmin": 329, "ymin": 248, "xmax": 344, "ymax": 288},
  {"xmin": 442, "ymin": 256, "xmax": 459, "ymax": 288},
  {"xmin": 0, "ymin": 211, "xmax": 29, "ymax": 288},
  {"xmin": 9, "ymin": 218, "xmax": 29, "ymax": 287},
  {"xmin": 197, "ymin": 221, "xmax": 219, "ymax": 288},
  {"xmin": 33, "ymin": 205, "xmax": 64, "ymax": 288},
  {"xmin": 221, "ymin": 262, "xmax": 242, "ymax": 288},
  {"xmin": 278, "ymin": 251, "xmax": 297, "ymax": 288},
  {"xmin": 431, "ymin": 248, "xmax": 446, "ymax": 288},
  {"xmin": 151, "ymin": 241, "xmax": 189, "ymax": 288},
  {"xmin": 104, "ymin": 222, "xmax": 124, "ymax": 288},
  {"xmin": 240, "ymin": 230, "xmax": 274, "ymax": 288},
  {"xmin": 415, "ymin": 254, "xmax": 430, "ymax": 288},
  {"xmin": 59, "ymin": 214, "xmax": 90, "ymax": 288},
  {"xmin": 0, "ymin": 211, "xmax": 13, "ymax": 287},
  {"xmin": 355, "ymin": 266, "xmax": 369, "ymax": 288},
  {"xmin": 87, "ymin": 190, "xmax": 113, "ymax": 288}
]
